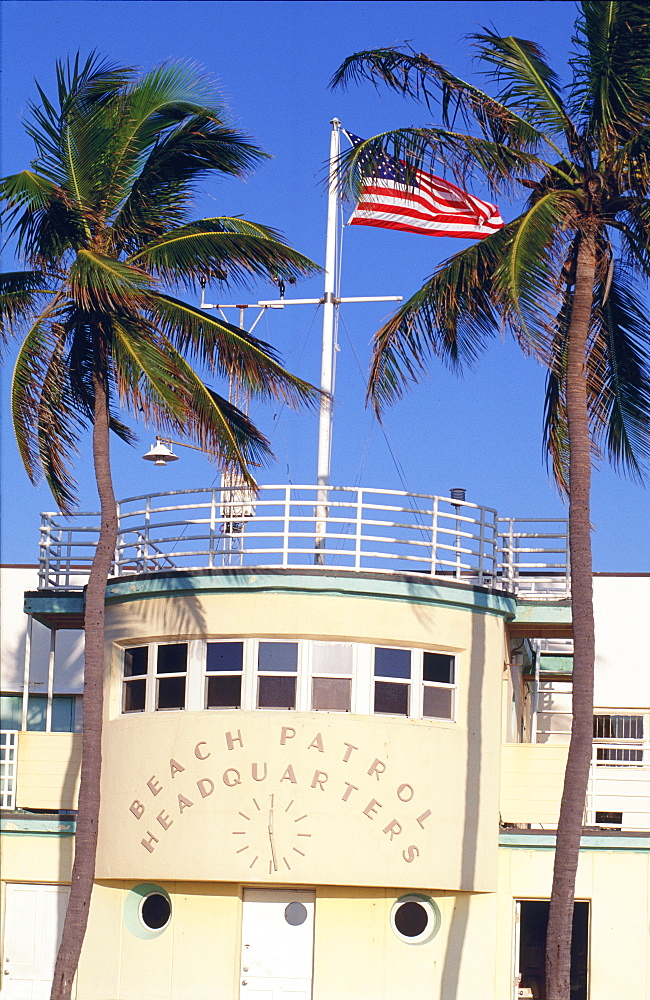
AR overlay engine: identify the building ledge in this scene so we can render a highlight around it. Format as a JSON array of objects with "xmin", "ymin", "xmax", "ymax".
[{"xmin": 499, "ymin": 828, "xmax": 650, "ymax": 850}]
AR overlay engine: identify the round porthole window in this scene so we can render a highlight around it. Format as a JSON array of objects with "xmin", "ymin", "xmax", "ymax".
[
  {"xmin": 284, "ymin": 901, "xmax": 308, "ymax": 926},
  {"xmin": 390, "ymin": 895, "xmax": 440, "ymax": 944},
  {"xmin": 124, "ymin": 883, "xmax": 172, "ymax": 939},
  {"xmin": 140, "ymin": 892, "xmax": 171, "ymax": 930}
]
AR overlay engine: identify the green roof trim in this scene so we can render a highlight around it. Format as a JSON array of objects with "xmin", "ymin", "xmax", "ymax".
[
  {"xmin": 1, "ymin": 815, "xmax": 76, "ymax": 835},
  {"xmin": 500, "ymin": 831, "xmax": 650, "ymax": 851},
  {"xmin": 102, "ymin": 567, "xmax": 518, "ymax": 619},
  {"xmin": 511, "ymin": 599, "xmax": 572, "ymax": 626}
]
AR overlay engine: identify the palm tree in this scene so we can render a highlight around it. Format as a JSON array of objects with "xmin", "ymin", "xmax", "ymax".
[
  {"xmin": 1, "ymin": 53, "xmax": 319, "ymax": 1000},
  {"xmin": 332, "ymin": 4, "xmax": 650, "ymax": 998}
]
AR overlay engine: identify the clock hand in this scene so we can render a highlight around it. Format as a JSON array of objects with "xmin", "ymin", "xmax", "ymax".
[{"xmin": 268, "ymin": 805, "xmax": 278, "ymax": 871}]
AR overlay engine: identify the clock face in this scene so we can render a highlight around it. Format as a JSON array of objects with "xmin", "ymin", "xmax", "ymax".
[{"xmin": 232, "ymin": 793, "xmax": 312, "ymax": 875}]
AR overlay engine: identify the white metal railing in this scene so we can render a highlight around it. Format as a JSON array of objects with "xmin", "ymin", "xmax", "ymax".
[
  {"xmin": 36, "ymin": 485, "xmax": 569, "ymax": 598},
  {"xmin": 0, "ymin": 731, "xmax": 18, "ymax": 810},
  {"xmin": 497, "ymin": 517, "xmax": 570, "ymax": 597}
]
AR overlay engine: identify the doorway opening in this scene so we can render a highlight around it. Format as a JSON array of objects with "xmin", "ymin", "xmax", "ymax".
[{"xmin": 517, "ymin": 900, "xmax": 589, "ymax": 1000}]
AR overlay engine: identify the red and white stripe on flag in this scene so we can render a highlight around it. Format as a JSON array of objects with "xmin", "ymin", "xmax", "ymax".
[{"xmin": 349, "ymin": 165, "xmax": 504, "ymax": 240}]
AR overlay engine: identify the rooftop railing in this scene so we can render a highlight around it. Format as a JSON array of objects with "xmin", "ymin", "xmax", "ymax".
[{"xmin": 37, "ymin": 485, "xmax": 569, "ymax": 598}]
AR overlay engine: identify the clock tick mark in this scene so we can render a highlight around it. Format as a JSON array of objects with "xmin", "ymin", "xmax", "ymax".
[
  {"xmin": 249, "ymin": 855, "xmax": 259, "ymax": 868},
  {"xmin": 292, "ymin": 847, "xmax": 306, "ymax": 857},
  {"xmin": 252, "ymin": 798, "xmax": 261, "ymax": 811},
  {"xmin": 284, "ymin": 800, "xmax": 294, "ymax": 813},
  {"xmin": 283, "ymin": 857, "xmax": 291, "ymax": 870},
  {"xmin": 238, "ymin": 811, "xmax": 250, "ymax": 821},
  {"xmin": 233, "ymin": 830, "xmax": 246, "ymax": 835},
  {"xmin": 236, "ymin": 846, "xmax": 249, "ymax": 854},
  {"xmin": 297, "ymin": 832, "xmax": 311, "ymax": 837},
  {"xmin": 295, "ymin": 814, "xmax": 308, "ymax": 823}
]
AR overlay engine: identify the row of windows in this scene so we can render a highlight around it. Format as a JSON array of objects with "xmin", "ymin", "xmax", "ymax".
[
  {"xmin": 0, "ymin": 693, "xmax": 81, "ymax": 733},
  {"xmin": 121, "ymin": 639, "xmax": 457, "ymax": 721}
]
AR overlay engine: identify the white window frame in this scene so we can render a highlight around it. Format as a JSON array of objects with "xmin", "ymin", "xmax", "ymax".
[{"xmin": 120, "ymin": 638, "xmax": 458, "ymax": 722}]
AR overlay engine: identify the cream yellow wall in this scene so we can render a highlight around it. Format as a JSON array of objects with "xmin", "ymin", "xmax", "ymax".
[
  {"xmin": 74, "ymin": 882, "xmax": 501, "ymax": 1000},
  {"xmin": 313, "ymin": 887, "xmax": 499, "ymax": 1000},
  {"xmin": 15, "ymin": 732, "xmax": 81, "ymax": 810},
  {"xmin": 96, "ymin": 709, "xmax": 499, "ymax": 891},
  {"xmin": 495, "ymin": 845, "xmax": 650, "ymax": 999},
  {"xmin": 97, "ymin": 588, "xmax": 505, "ymax": 892},
  {"xmin": 0, "ymin": 832, "xmax": 73, "ymax": 883},
  {"xmin": 75, "ymin": 882, "xmax": 241, "ymax": 1000},
  {"xmin": 499, "ymin": 744, "xmax": 569, "ymax": 826}
]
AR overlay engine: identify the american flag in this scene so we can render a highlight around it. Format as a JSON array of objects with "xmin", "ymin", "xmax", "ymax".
[{"xmin": 344, "ymin": 131, "xmax": 504, "ymax": 239}]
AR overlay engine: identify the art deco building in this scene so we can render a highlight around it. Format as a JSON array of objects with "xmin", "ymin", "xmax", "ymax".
[{"xmin": 1, "ymin": 484, "xmax": 648, "ymax": 999}]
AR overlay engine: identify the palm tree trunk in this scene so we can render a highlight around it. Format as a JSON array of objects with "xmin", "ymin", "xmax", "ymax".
[
  {"xmin": 545, "ymin": 231, "xmax": 597, "ymax": 1000},
  {"xmin": 50, "ymin": 372, "xmax": 117, "ymax": 1000}
]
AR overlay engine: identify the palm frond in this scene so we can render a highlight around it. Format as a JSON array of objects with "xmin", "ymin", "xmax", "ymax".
[
  {"xmin": 472, "ymin": 30, "xmax": 579, "ymax": 148},
  {"xmin": 111, "ymin": 320, "xmax": 271, "ymax": 483},
  {"xmin": 111, "ymin": 117, "xmax": 267, "ymax": 248},
  {"xmin": 149, "ymin": 292, "xmax": 320, "ymax": 409},
  {"xmin": 571, "ymin": 1, "xmax": 650, "ymax": 148},
  {"xmin": 69, "ymin": 250, "xmax": 153, "ymax": 311},
  {"xmin": 129, "ymin": 217, "xmax": 319, "ymax": 289},
  {"xmin": 11, "ymin": 317, "xmax": 68, "ymax": 482},
  {"xmin": 367, "ymin": 222, "xmax": 518, "ymax": 414},
  {"xmin": 331, "ymin": 46, "xmax": 543, "ymax": 150},
  {"xmin": 0, "ymin": 271, "xmax": 53, "ymax": 342},
  {"xmin": 338, "ymin": 127, "xmax": 545, "ymax": 201},
  {"xmin": 589, "ymin": 265, "xmax": 650, "ymax": 478},
  {"xmin": 494, "ymin": 190, "xmax": 577, "ymax": 356}
]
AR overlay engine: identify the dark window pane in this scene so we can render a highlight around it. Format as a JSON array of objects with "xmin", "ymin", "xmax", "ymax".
[
  {"xmin": 157, "ymin": 644, "xmax": 187, "ymax": 674},
  {"xmin": 312, "ymin": 677, "xmax": 351, "ymax": 712},
  {"xmin": 423, "ymin": 686, "xmax": 453, "ymax": 719},
  {"xmin": 51, "ymin": 696, "xmax": 75, "ymax": 732},
  {"xmin": 423, "ymin": 652, "xmax": 454, "ymax": 684},
  {"xmin": 394, "ymin": 901, "xmax": 429, "ymax": 937},
  {"xmin": 207, "ymin": 675, "xmax": 242, "ymax": 709},
  {"xmin": 375, "ymin": 647, "xmax": 411, "ymax": 679},
  {"xmin": 124, "ymin": 679, "xmax": 146, "ymax": 713},
  {"xmin": 207, "ymin": 642, "xmax": 243, "ymax": 672},
  {"xmin": 258, "ymin": 675, "xmax": 296, "ymax": 708},
  {"xmin": 124, "ymin": 646, "xmax": 148, "ymax": 677},
  {"xmin": 157, "ymin": 676, "xmax": 186, "ymax": 709},
  {"xmin": 258, "ymin": 642, "xmax": 298, "ymax": 673},
  {"xmin": 141, "ymin": 893, "xmax": 171, "ymax": 930},
  {"xmin": 374, "ymin": 681, "xmax": 409, "ymax": 715}
]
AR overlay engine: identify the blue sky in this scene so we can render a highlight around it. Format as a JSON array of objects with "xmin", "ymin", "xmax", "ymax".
[{"xmin": 1, "ymin": 1, "xmax": 648, "ymax": 570}]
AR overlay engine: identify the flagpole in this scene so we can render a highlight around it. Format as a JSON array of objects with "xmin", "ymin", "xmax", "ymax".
[
  {"xmin": 317, "ymin": 117, "xmax": 341, "ymax": 489},
  {"xmin": 315, "ymin": 118, "xmax": 341, "ymax": 560}
]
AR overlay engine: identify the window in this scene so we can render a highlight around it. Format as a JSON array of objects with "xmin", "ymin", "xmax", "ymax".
[
  {"xmin": 374, "ymin": 647, "xmax": 410, "ymax": 716},
  {"xmin": 311, "ymin": 642, "xmax": 352, "ymax": 712},
  {"xmin": 140, "ymin": 892, "xmax": 171, "ymax": 930},
  {"xmin": 390, "ymin": 895, "xmax": 440, "ymax": 944},
  {"xmin": 206, "ymin": 642, "xmax": 243, "ymax": 709},
  {"xmin": 122, "ymin": 644, "xmax": 187, "ymax": 713},
  {"xmin": 118, "ymin": 638, "xmax": 458, "ymax": 721},
  {"xmin": 257, "ymin": 642, "xmax": 298, "ymax": 709},
  {"xmin": 156, "ymin": 644, "xmax": 187, "ymax": 710},
  {"xmin": 0, "ymin": 693, "xmax": 80, "ymax": 732},
  {"xmin": 593, "ymin": 714, "xmax": 644, "ymax": 763},
  {"xmin": 423, "ymin": 652, "xmax": 455, "ymax": 720},
  {"xmin": 123, "ymin": 646, "xmax": 148, "ymax": 713}
]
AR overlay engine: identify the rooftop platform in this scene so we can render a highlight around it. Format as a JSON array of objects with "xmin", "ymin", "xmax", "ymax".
[{"xmin": 34, "ymin": 485, "xmax": 570, "ymax": 604}]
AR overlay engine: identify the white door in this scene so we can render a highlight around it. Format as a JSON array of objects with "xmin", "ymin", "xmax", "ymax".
[
  {"xmin": 240, "ymin": 889, "xmax": 315, "ymax": 1000},
  {"xmin": 3, "ymin": 883, "xmax": 70, "ymax": 1000}
]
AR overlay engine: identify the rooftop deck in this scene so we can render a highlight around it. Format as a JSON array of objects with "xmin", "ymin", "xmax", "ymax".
[{"xmin": 37, "ymin": 485, "xmax": 570, "ymax": 598}]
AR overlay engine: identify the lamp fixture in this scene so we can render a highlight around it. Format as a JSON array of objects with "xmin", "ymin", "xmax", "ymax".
[{"xmin": 142, "ymin": 438, "xmax": 179, "ymax": 466}]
